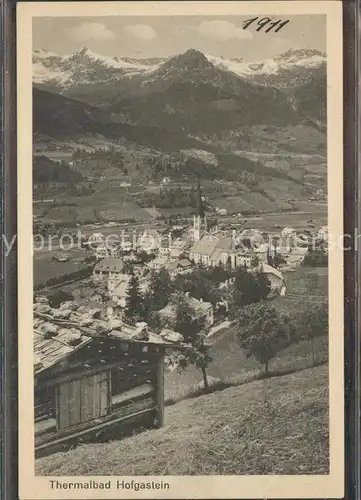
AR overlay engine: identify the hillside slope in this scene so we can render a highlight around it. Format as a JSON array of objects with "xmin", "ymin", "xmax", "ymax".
[
  {"xmin": 36, "ymin": 365, "xmax": 328, "ymax": 476},
  {"xmin": 33, "ymin": 48, "xmax": 326, "ymax": 125}
]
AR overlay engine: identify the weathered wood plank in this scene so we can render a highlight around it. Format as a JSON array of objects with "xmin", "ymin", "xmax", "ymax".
[
  {"xmin": 155, "ymin": 356, "xmax": 165, "ymax": 428},
  {"xmin": 35, "ymin": 407, "xmax": 157, "ymax": 455},
  {"xmin": 36, "ymin": 397, "xmax": 156, "ymax": 447},
  {"xmin": 37, "ymin": 360, "xmax": 158, "ymax": 390}
]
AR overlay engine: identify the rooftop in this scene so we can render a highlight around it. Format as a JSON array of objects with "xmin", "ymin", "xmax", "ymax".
[
  {"xmin": 94, "ymin": 258, "xmax": 124, "ymax": 273},
  {"xmin": 33, "ymin": 298, "xmax": 190, "ymax": 375},
  {"xmin": 190, "ymin": 234, "xmax": 236, "ymax": 258},
  {"xmin": 159, "ymin": 295, "xmax": 213, "ymax": 321}
]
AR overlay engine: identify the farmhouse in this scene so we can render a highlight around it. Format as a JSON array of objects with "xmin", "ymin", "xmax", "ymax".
[
  {"xmin": 93, "ymin": 258, "xmax": 125, "ymax": 281},
  {"xmin": 34, "ymin": 304, "xmax": 188, "ymax": 458}
]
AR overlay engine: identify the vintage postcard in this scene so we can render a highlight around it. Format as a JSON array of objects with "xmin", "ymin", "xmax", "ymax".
[{"xmin": 17, "ymin": 1, "xmax": 344, "ymax": 498}]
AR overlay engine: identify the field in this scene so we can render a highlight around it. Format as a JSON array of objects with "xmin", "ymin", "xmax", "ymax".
[
  {"xmin": 218, "ymin": 207, "xmax": 327, "ymax": 233},
  {"xmin": 33, "ymin": 249, "xmax": 92, "ymax": 286},
  {"xmin": 274, "ymin": 266, "xmax": 328, "ymax": 315},
  {"xmin": 34, "ymin": 195, "xmax": 155, "ymax": 224},
  {"xmin": 36, "ymin": 364, "xmax": 328, "ymax": 476}
]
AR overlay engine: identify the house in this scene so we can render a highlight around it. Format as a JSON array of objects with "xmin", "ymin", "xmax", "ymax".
[
  {"xmin": 166, "ymin": 258, "xmax": 193, "ymax": 277},
  {"xmin": 72, "ymin": 285, "xmax": 107, "ymax": 305},
  {"xmin": 104, "ymin": 299, "xmax": 123, "ymax": 320},
  {"xmin": 281, "ymin": 227, "xmax": 296, "ymax": 239},
  {"xmin": 93, "ymin": 258, "xmax": 125, "ymax": 281},
  {"xmin": 136, "ymin": 230, "xmax": 160, "ymax": 254},
  {"xmin": 284, "ymin": 246, "xmax": 309, "ymax": 267},
  {"xmin": 259, "ymin": 263, "xmax": 286, "ymax": 296},
  {"xmin": 254, "ymin": 243, "xmax": 270, "ymax": 263},
  {"xmin": 238, "ymin": 228, "xmax": 264, "ymax": 247},
  {"xmin": 169, "ymin": 237, "xmax": 188, "ymax": 258},
  {"xmin": 108, "ymin": 274, "xmax": 130, "ymax": 307},
  {"xmin": 108, "ymin": 275, "xmax": 148, "ymax": 308},
  {"xmin": 146, "ymin": 255, "xmax": 171, "ymax": 271},
  {"xmin": 86, "ymin": 232, "xmax": 105, "ymax": 247},
  {"xmin": 318, "ymin": 225, "xmax": 328, "ymax": 242},
  {"xmin": 95, "ymin": 242, "xmax": 121, "ymax": 260},
  {"xmin": 33, "ymin": 304, "xmax": 189, "ymax": 458},
  {"xmin": 52, "ymin": 253, "xmax": 69, "ymax": 263},
  {"xmin": 158, "ymin": 294, "xmax": 214, "ymax": 329},
  {"xmin": 236, "ymin": 252, "xmax": 252, "ymax": 268}
]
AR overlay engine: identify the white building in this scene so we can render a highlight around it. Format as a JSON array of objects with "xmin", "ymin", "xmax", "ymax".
[
  {"xmin": 318, "ymin": 225, "xmax": 328, "ymax": 242},
  {"xmin": 137, "ymin": 230, "xmax": 161, "ymax": 254},
  {"xmin": 259, "ymin": 263, "xmax": 286, "ymax": 296},
  {"xmin": 95, "ymin": 242, "xmax": 121, "ymax": 260}
]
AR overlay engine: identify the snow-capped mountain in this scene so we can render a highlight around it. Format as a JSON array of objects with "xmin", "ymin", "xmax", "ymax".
[
  {"xmin": 32, "ymin": 46, "xmax": 161, "ymax": 88},
  {"xmin": 207, "ymin": 49, "xmax": 326, "ymax": 89},
  {"xmin": 32, "ymin": 47, "xmax": 326, "ymax": 92}
]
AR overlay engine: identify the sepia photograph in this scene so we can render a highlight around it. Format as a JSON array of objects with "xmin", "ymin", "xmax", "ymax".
[{"xmin": 17, "ymin": 2, "xmax": 344, "ymax": 498}]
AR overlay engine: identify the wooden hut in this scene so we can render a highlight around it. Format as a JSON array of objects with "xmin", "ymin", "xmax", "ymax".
[{"xmin": 34, "ymin": 315, "xmax": 187, "ymax": 457}]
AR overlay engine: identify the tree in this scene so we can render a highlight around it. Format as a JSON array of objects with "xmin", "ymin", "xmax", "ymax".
[
  {"xmin": 294, "ymin": 303, "xmax": 328, "ymax": 365},
  {"xmin": 137, "ymin": 250, "xmax": 156, "ymax": 264},
  {"xmin": 124, "ymin": 274, "xmax": 144, "ymax": 324},
  {"xmin": 229, "ymin": 267, "xmax": 271, "ymax": 318},
  {"xmin": 147, "ymin": 268, "xmax": 174, "ymax": 312},
  {"xmin": 174, "ymin": 294, "xmax": 212, "ymax": 390},
  {"xmin": 273, "ymin": 253, "xmax": 286, "ymax": 268},
  {"xmin": 49, "ymin": 290, "xmax": 73, "ymax": 308},
  {"xmin": 123, "ymin": 260, "xmax": 133, "ymax": 275},
  {"xmin": 302, "ymin": 247, "xmax": 328, "ymax": 267},
  {"xmin": 236, "ymin": 302, "xmax": 290, "ymax": 374},
  {"xmin": 250, "ymin": 253, "xmax": 260, "ymax": 268},
  {"xmin": 174, "ymin": 266, "xmax": 221, "ymax": 306}
]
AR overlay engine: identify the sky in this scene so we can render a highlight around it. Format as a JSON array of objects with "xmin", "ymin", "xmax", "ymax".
[{"xmin": 33, "ymin": 15, "xmax": 326, "ymax": 61}]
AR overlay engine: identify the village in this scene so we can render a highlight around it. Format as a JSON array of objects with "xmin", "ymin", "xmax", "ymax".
[{"xmin": 33, "ymin": 184, "xmax": 329, "ymax": 458}]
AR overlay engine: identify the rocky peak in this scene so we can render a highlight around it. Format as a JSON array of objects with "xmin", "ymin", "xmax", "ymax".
[{"xmin": 164, "ymin": 49, "xmax": 214, "ymax": 71}]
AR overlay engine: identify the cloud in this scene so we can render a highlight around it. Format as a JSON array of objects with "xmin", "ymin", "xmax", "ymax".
[
  {"xmin": 68, "ymin": 22, "xmax": 116, "ymax": 42},
  {"xmin": 124, "ymin": 24, "xmax": 157, "ymax": 41},
  {"xmin": 198, "ymin": 20, "xmax": 253, "ymax": 41}
]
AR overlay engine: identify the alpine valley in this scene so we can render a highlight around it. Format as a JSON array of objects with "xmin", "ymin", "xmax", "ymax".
[{"xmin": 33, "ymin": 47, "xmax": 327, "ymax": 223}]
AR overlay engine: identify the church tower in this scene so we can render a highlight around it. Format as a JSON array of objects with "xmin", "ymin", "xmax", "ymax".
[
  {"xmin": 193, "ymin": 181, "xmax": 205, "ymax": 242},
  {"xmin": 193, "ymin": 215, "xmax": 201, "ymax": 242},
  {"xmin": 196, "ymin": 180, "xmax": 205, "ymax": 219}
]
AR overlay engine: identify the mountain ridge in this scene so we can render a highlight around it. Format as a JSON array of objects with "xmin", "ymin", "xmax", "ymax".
[{"xmin": 33, "ymin": 46, "xmax": 326, "ymax": 92}]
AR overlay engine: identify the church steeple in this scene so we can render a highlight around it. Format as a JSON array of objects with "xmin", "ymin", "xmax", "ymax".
[
  {"xmin": 193, "ymin": 215, "xmax": 201, "ymax": 242},
  {"xmin": 196, "ymin": 180, "xmax": 205, "ymax": 219},
  {"xmin": 192, "ymin": 180, "xmax": 206, "ymax": 242}
]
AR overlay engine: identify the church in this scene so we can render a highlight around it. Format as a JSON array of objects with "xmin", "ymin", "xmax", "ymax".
[{"xmin": 188, "ymin": 183, "xmax": 252, "ymax": 270}]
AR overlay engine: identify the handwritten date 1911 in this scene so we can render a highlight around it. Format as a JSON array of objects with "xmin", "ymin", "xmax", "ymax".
[{"xmin": 242, "ymin": 17, "xmax": 290, "ymax": 33}]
